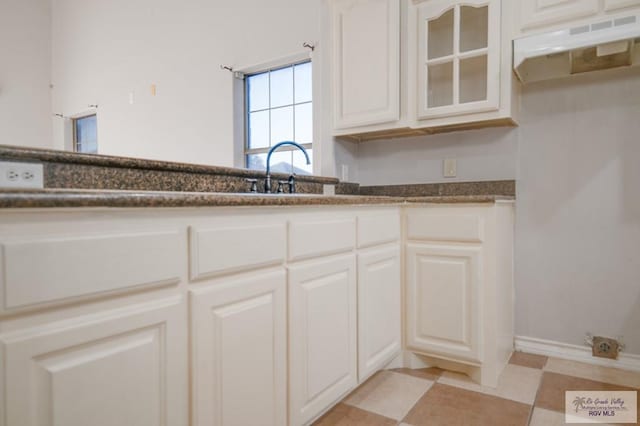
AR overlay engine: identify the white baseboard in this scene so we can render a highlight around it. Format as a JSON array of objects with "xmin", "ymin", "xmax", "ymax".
[{"xmin": 515, "ymin": 335, "xmax": 640, "ymax": 372}]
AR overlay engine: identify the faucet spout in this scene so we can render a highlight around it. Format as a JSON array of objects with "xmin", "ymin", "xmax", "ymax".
[{"xmin": 265, "ymin": 141, "xmax": 310, "ymax": 193}]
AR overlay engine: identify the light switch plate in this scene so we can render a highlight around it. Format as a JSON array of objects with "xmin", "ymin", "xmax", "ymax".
[{"xmin": 443, "ymin": 158, "xmax": 457, "ymax": 178}]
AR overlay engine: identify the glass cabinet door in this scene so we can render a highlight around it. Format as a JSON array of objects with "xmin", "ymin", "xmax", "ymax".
[{"xmin": 417, "ymin": 0, "xmax": 500, "ymax": 120}]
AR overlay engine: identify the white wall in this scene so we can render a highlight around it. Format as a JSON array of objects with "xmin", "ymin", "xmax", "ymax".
[
  {"xmin": 352, "ymin": 67, "xmax": 640, "ymax": 355},
  {"xmin": 350, "ymin": 126, "xmax": 518, "ymax": 185},
  {"xmin": 0, "ymin": 0, "xmax": 53, "ymax": 149},
  {"xmin": 515, "ymin": 67, "xmax": 640, "ymax": 355},
  {"xmin": 50, "ymin": 0, "xmax": 323, "ymax": 165}
]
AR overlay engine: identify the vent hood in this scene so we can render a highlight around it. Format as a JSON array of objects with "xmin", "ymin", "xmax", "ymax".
[{"xmin": 513, "ymin": 14, "xmax": 640, "ymax": 83}]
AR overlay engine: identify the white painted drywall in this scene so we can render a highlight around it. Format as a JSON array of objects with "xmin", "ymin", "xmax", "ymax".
[
  {"xmin": 515, "ymin": 67, "xmax": 640, "ymax": 355},
  {"xmin": 0, "ymin": 0, "xmax": 53, "ymax": 149},
  {"xmin": 49, "ymin": 0, "xmax": 322, "ymax": 165},
  {"xmin": 352, "ymin": 126, "xmax": 518, "ymax": 185},
  {"xmin": 352, "ymin": 67, "xmax": 640, "ymax": 355}
]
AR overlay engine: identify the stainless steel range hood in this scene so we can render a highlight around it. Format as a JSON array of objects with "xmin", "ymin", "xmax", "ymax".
[{"xmin": 513, "ymin": 14, "xmax": 640, "ymax": 83}]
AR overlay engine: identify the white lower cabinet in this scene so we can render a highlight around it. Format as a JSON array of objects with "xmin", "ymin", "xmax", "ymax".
[
  {"xmin": 357, "ymin": 245, "xmax": 402, "ymax": 382},
  {"xmin": 0, "ymin": 296, "xmax": 188, "ymax": 426},
  {"xmin": 404, "ymin": 204, "xmax": 514, "ymax": 387},
  {"xmin": 190, "ymin": 269, "xmax": 287, "ymax": 426},
  {"xmin": 288, "ymin": 254, "xmax": 358, "ymax": 426}
]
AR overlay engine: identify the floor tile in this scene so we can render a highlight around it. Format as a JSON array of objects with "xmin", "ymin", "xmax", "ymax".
[
  {"xmin": 535, "ymin": 371, "xmax": 638, "ymax": 414},
  {"xmin": 545, "ymin": 357, "xmax": 640, "ymax": 388},
  {"xmin": 313, "ymin": 403, "xmax": 397, "ymax": 426},
  {"xmin": 528, "ymin": 407, "xmax": 567, "ymax": 426},
  {"xmin": 509, "ymin": 351, "xmax": 548, "ymax": 369},
  {"xmin": 402, "ymin": 383, "xmax": 531, "ymax": 426},
  {"xmin": 437, "ymin": 364, "xmax": 542, "ymax": 405},
  {"xmin": 389, "ymin": 367, "xmax": 444, "ymax": 382},
  {"xmin": 344, "ymin": 371, "xmax": 434, "ymax": 421}
]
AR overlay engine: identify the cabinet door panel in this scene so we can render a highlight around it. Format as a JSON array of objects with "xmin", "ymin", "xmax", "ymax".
[
  {"xmin": 289, "ymin": 254, "xmax": 357, "ymax": 425},
  {"xmin": 520, "ymin": 0, "xmax": 599, "ymax": 31},
  {"xmin": 1, "ymin": 296, "xmax": 187, "ymax": 426},
  {"xmin": 332, "ymin": 0, "xmax": 400, "ymax": 128},
  {"xmin": 190, "ymin": 269, "xmax": 287, "ymax": 426},
  {"xmin": 357, "ymin": 245, "xmax": 401, "ymax": 382},
  {"xmin": 406, "ymin": 243, "xmax": 482, "ymax": 363}
]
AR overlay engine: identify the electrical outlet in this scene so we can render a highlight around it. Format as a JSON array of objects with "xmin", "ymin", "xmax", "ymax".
[
  {"xmin": 0, "ymin": 161, "xmax": 44, "ymax": 189},
  {"xmin": 592, "ymin": 336, "xmax": 621, "ymax": 360},
  {"xmin": 443, "ymin": 158, "xmax": 457, "ymax": 178}
]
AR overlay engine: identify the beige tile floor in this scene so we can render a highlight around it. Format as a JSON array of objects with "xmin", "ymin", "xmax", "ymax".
[{"xmin": 313, "ymin": 352, "xmax": 640, "ymax": 426}]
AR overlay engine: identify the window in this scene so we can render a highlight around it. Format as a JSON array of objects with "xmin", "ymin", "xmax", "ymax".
[
  {"xmin": 74, "ymin": 114, "xmax": 98, "ymax": 154},
  {"xmin": 245, "ymin": 61, "xmax": 312, "ymax": 175}
]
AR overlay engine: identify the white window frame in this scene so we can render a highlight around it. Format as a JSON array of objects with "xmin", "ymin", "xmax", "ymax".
[{"xmin": 233, "ymin": 51, "xmax": 319, "ymax": 174}]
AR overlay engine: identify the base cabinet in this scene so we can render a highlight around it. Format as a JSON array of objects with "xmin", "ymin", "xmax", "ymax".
[
  {"xmin": 190, "ymin": 269, "xmax": 287, "ymax": 426},
  {"xmin": 357, "ymin": 245, "xmax": 402, "ymax": 382},
  {"xmin": 404, "ymin": 203, "xmax": 514, "ymax": 387},
  {"xmin": 288, "ymin": 254, "xmax": 358, "ymax": 425},
  {"xmin": 0, "ymin": 296, "xmax": 188, "ymax": 426}
]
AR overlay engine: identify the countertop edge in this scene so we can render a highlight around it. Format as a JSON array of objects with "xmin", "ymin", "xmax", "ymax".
[{"xmin": 0, "ymin": 189, "xmax": 514, "ymax": 209}]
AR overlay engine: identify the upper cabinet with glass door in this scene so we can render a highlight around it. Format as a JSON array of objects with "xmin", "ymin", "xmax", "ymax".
[
  {"xmin": 415, "ymin": 0, "xmax": 500, "ymax": 120},
  {"xmin": 326, "ymin": 0, "xmax": 518, "ymax": 141}
]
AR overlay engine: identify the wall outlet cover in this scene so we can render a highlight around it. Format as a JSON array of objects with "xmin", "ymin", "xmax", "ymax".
[
  {"xmin": 443, "ymin": 158, "xmax": 457, "ymax": 178},
  {"xmin": 0, "ymin": 161, "xmax": 44, "ymax": 189}
]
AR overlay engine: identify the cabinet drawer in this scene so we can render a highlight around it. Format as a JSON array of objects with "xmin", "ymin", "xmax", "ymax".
[
  {"xmin": 406, "ymin": 212, "xmax": 484, "ymax": 243},
  {"xmin": 189, "ymin": 224, "xmax": 286, "ymax": 281},
  {"xmin": 357, "ymin": 212, "xmax": 400, "ymax": 248},
  {"xmin": 1, "ymin": 230, "xmax": 182, "ymax": 313},
  {"xmin": 288, "ymin": 218, "xmax": 356, "ymax": 261}
]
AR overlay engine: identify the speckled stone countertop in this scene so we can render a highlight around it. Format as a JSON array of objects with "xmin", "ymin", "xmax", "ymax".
[{"xmin": 0, "ymin": 189, "xmax": 514, "ymax": 209}]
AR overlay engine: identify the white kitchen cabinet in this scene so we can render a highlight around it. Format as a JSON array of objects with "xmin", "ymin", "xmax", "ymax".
[
  {"xmin": 357, "ymin": 244, "xmax": 402, "ymax": 382},
  {"xmin": 328, "ymin": 0, "xmax": 518, "ymax": 142},
  {"xmin": 404, "ymin": 203, "xmax": 514, "ymax": 387},
  {"xmin": 289, "ymin": 253, "xmax": 358, "ymax": 425},
  {"xmin": 190, "ymin": 269, "xmax": 287, "ymax": 426},
  {"xmin": 414, "ymin": 0, "xmax": 501, "ymax": 120},
  {"xmin": 0, "ymin": 296, "xmax": 188, "ymax": 426},
  {"xmin": 516, "ymin": 0, "xmax": 640, "ymax": 35},
  {"xmin": 519, "ymin": 0, "xmax": 599, "ymax": 32},
  {"xmin": 604, "ymin": 0, "xmax": 640, "ymax": 12},
  {"xmin": 330, "ymin": 0, "xmax": 400, "ymax": 129}
]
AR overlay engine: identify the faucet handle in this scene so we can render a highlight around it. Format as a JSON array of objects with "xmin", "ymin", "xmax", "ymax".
[
  {"xmin": 288, "ymin": 174, "xmax": 296, "ymax": 194},
  {"xmin": 245, "ymin": 178, "xmax": 258, "ymax": 193}
]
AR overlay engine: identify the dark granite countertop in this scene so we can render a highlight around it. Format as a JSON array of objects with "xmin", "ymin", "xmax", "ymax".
[
  {"xmin": 0, "ymin": 189, "xmax": 514, "ymax": 209},
  {"xmin": 0, "ymin": 144, "xmax": 338, "ymax": 185}
]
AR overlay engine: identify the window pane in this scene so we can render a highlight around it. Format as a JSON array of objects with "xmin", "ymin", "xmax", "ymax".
[
  {"xmin": 248, "ymin": 110, "xmax": 270, "ymax": 149},
  {"xmin": 460, "ymin": 5, "xmax": 488, "ymax": 53},
  {"xmin": 427, "ymin": 61, "xmax": 453, "ymax": 108},
  {"xmin": 293, "ymin": 148, "xmax": 312, "ymax": 176},
  {"xmin": 294, "ymin": 62, "xmax": 312, "ymax": 103},
  {"xmin": 294, "ymin": 103, "xmax": 312, "ymax": 144},
  {"xmin": 75, "ymin": 115, "xmax": 97, "ymax": 154},
  {"xmin": 270, "ymin": 106, "xmax": 294, "ymax": 145},
  {"xmin": 460, "ymin": 55, "xmax": 487, "ymax": 103},
  {"xmin": 270, "ymin": 67, "xmax": 293, "ymax": 108},
  {"xmin": 247, "ymin": 153, "xmax": 267, "ymax": 171},
  {"xmin": 266, "ymin": 150, "xmax": 293, "ymax": 174},
  {"xmin": 428, "ymin": 8, "xmax": 454, "ymax": 59},
  {"xmin": 248, "ymin": 72, "xmax": 269, "ymax": 112}
]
